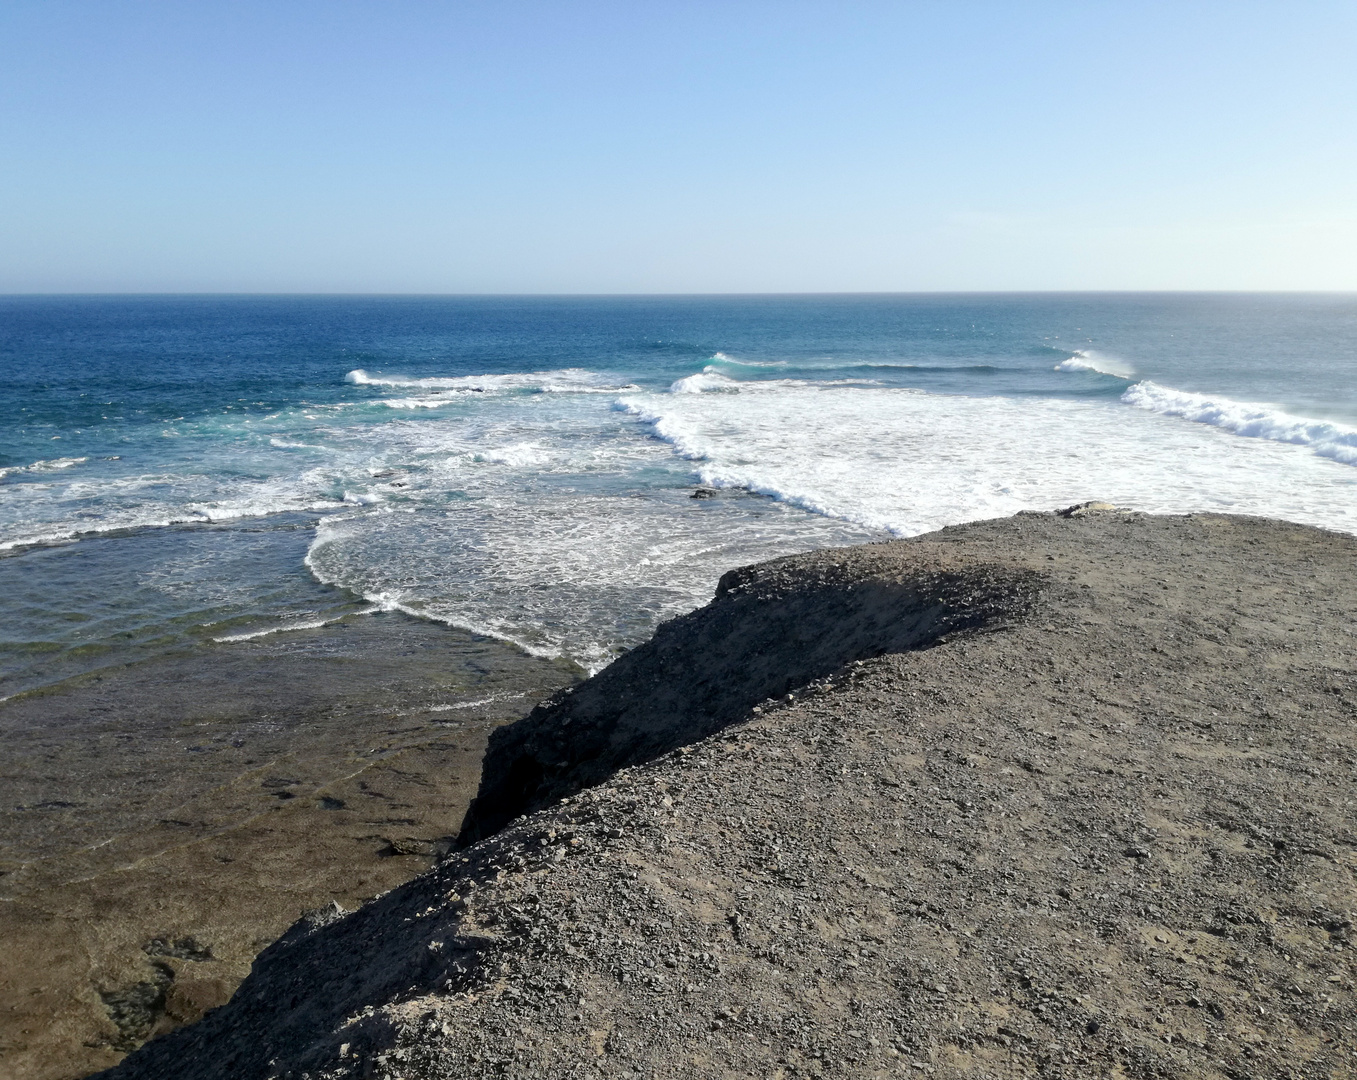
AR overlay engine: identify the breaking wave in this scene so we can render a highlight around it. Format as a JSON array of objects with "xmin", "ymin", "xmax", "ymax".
[
  {"xmin": 619, "ymin": 375, "xmax": 1357, "ymax": 538},
  {"xmin": 1053, "ymin": 350, "xmax": 1136, "ymax": 379},
  {"xmin": 671, "ymin": 371, "xmax": 742, "ymax": 394},
  {"xmin": 1122, "ymin": 382, "xmax": 1357, "ymax": 466}
]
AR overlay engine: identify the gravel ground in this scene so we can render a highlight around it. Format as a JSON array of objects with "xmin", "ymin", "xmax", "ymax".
[{"xmin": 96, "ymin": 509, "xmax": 1357, "ymax": 1080}]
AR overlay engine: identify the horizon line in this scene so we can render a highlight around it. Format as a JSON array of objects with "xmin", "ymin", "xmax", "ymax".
[{"xmin": 3, "ymin": 289, "xmax": 1356, "ymax": 299}]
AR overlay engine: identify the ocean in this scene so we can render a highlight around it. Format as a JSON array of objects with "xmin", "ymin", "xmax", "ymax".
[{"xmin": 2, "ymin": 293, "xmax": 1355, "ymax": 699}]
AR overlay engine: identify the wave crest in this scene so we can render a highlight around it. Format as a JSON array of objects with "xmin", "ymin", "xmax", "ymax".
[
  {"xmin": 1053, "ymin": 350, "xmax": 1136, "ymax": 379},
  {"xmin": 671, "ymin": 371, "xmax": 742, "ymax": 394},
  {"xmin": 707, "ymin": 351, "xmax": 788, "ymax": 369},
  {"xmin": 1122, "ymin": 382, "xmax": 1357, "ymax": 465}
]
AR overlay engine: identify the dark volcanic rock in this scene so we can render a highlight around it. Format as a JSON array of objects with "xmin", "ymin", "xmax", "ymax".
[{"xmin": 95, "ymin": 511, "xmax": 1357, "ymax": 1080}]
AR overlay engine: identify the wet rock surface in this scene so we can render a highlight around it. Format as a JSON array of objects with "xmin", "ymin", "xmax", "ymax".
[
  {"xmin": 0, "ymin": 614, "xmax": 577, "ymax": 1080},
  {"xmin": 96, "ymin": 512, "xmax": 1357, "ymax": 1080}
]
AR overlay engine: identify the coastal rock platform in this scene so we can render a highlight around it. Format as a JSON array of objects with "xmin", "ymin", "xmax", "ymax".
[
  {"xmin": 0, "ymin": 617, "xmax": 577, "ymax": 1080},
  {"xmin": 97, "ymin": 511, "xmax": 1357, "ymax": 1080}
]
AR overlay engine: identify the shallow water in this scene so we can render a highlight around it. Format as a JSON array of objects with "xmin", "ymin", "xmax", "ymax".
[{"xmin": 2, "ymin": 293, "xmax": 1354, "ymax": 693}]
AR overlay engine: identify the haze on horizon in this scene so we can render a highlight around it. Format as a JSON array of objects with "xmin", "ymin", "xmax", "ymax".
[{"xmin": 1, "ymin": 1, "xmax": 1354, "ymax": 295}]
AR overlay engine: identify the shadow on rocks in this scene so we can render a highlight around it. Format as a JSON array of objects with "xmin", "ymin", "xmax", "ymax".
[{"xmin": 458, "ymin": 553, "xmax": 1040, "ymax": 846}]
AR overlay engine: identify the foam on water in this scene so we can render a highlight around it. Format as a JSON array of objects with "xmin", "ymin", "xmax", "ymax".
[
  {"xmin": 0, "ymin": 505, "xmax": 335, "ymax": 553},
  {"xmin": 211, "ymin": 614, "xmax": 350, "ymax": 643},
  {"xmin": 299, "ymin": 395, "xmax": 875, "ymax": 671},
  {"xmin": 1122, "ymin": 381, "xmax": 1357, "ymax": 465},
  {"xmin": 620, "ymin": 378, "xmax": 1357, "ymax": 538},
  {"xmin": 377, "ymin": 396, "xmax": 465, "ymax": 410},
  {"xmin": 6, "ymin": 295, "xmax": 1355, "ymax": 688},
  {"xmin": 671, "ymin": 371, "xmax": 742, "ymax": 394},
  {"xmin": 672, "ymin": 368, "xmax": 874, "ymax": 394},
  {"xmin": 14, "ymin": 359, "xmax": 1351, "ymax": 670},
  {"xmin": 415, "ymin": 692, "xmax": 528, "ymax": 714},
  {"xmin": 0, "ymin": 469, "xmax": 346, "ymax": 551},
  {"xmin": 345, "ymin": 368, "xmax": 637, "ymax": 394},
  {"xmin": 0, "ymin": 456, "xmax": 89, "ymax": 480}
]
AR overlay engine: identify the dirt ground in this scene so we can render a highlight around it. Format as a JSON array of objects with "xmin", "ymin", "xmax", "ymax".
[{"xmin": 89, "ymin": 511, "xmax": 1357, "ymax": 1079}]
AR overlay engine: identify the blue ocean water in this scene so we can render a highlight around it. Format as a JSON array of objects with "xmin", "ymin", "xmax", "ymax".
[{"xmin": 2, "ymin": 294, "xmax": 1354, "ymax": 696}]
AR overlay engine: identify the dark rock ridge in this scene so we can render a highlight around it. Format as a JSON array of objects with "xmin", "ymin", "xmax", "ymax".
[
  {"xmin": 94, "ymin": 511, "xmax": 1357, "ymax": 1080},
  {"xmin": 458, "ymin": 555, "xmax": 1040, "ymax": 846}
]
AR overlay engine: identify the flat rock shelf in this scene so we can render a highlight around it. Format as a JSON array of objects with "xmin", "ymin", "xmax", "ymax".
[
  {"xmin": 0, "ymin": 615, "xmax": 578, "ymax": 1080},
  {"xmin": 97, "ymin": 510, "xmax": 1356, "ymax": 1080}
]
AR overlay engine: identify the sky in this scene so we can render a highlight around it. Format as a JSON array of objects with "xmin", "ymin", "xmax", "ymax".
[{"xmin": 1, "ymin": 1, "xmax": 1355, "ymax": 293}]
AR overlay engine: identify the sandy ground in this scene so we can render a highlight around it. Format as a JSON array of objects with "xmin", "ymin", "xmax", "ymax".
[
  {"xmin": 93, "ymin": 509, "xmax": 1357, "ymax": 1080},
  {"xmin": 0, "ymin": 615, "xmax": 576, "ymax": 1080}
]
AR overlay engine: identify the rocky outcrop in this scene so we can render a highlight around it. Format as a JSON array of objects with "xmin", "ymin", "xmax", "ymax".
[
  {"xmin": 458, "ymin": 548, "xmax": 1040, "ymax": 845},
  {"xmin": 95, "ymin": 511, "xmax": 1357, "ymax": 1080}
]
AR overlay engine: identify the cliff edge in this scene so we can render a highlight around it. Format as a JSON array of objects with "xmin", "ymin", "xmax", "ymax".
[{"xmin": 96, "ymin": 510, "xmax": 1357, "ymax": 1080}]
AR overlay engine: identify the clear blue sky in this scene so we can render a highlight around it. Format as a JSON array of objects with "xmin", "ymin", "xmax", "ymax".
[{"xmin": 2, "ymin": 1, "xmax": 1354, "ymax": 292}]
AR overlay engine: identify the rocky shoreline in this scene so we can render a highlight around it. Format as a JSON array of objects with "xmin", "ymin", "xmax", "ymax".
[
  {"xmin": 0, "ymin": 615, "xmax": 577, "ymax": 1080},
  {"xmin": 97, "ymin": 509, "xmax": 1357, "ymax": 1079}
]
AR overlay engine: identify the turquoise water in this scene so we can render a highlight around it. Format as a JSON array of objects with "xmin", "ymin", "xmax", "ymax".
[{"xmin": 2, "ymin": 294, "xmax": 1354, "ymax": 695}]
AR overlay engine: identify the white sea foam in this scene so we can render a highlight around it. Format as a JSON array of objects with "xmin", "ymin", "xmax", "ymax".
[
  {"xmin": 671, "ymin": 368, "xmax": 871, "ymax": 394},
  {"xmin": 418, "ymin": 692, "xmax": 527, "ymax": 714},
  {"xmin": 1122, "ymin": 381, "xmax": 1357, "ymax": 465},
  {"xmin": 0, "ymin": 456, "xmax": 89, "ymax": 479},
  {"xmin": 15, "ymin": 354, "xmax": 1353, "ymax": 681},
  {"xmin": 212, "ymin": 617, "xmax": 337, "ymax": 643},
  {"xmin": 0, "ymin": 530, "xmax": 81, "ymax": 552},
  {"xmin": 303, "ymin": 456, "xmax": 871, "ymax": 674},
  {"xmin": 194, "ymin": 495, "xmax": 346, "ymax": 520},
  {"xmin": 619, "ymin": 378, "xmax": 1357, "ymax": 538},
  {"xmin": 269, "ymin": 437, "xmax": 327, "ymax": 450},
  {"xmin": 345, "ymin": 368, "xmax": 636, "ymax": 394},
  {"xmin": 470, "ymin": 442, "xmax": 553, "ymax": 467},
  {"xmin": 671, "ymin": 371, "xmax": 742, "ymax": 393},
  {"xmin": 0, "ymin": 515, "xmax": 206, "ymax": 552},
  {"xmin": 210, "ymin": 602, "xmax": 381, "ymax": 644},
  {"xmin": 0, "ymin": 485, "xmax": 345, "ymax": 551},
  {"xmin": 377, "ymin": 396, "xmax": 461, "ymax": 410},
  {"xmin": 1053, "ymin": 350, "xmax": 1136, "ymax": 378}
]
